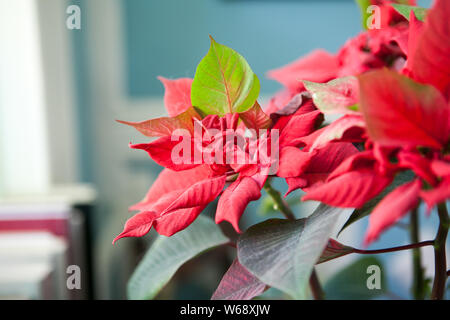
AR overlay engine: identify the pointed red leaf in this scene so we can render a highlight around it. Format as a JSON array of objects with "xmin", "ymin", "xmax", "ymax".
[
  {"xmin": 397, "ymin": 150, "xmax": 437, "ymax": 186},
  {"xmin": 268, "ymin": 50, "xmax": 339, "ymax": 92},
  {"xmin": 270, "ymin": 98, "xmax": 316, "ymax": 130},
  {"xmin": 302, "ymin": 169, "xmax": 393, "ymax": 208},
  {"xmin": 430, "ymin": 159, "xmax": 450, "ymax": 177},
  {"xmin": 277, "ymin": 146, "xmax": 312, "ymax": 178},
  {"xmin": 420, "ymin": 177, "xmax": 450, "ymax": 212},
  {"xmin": 410, "ymin": 0, "xmax": 450, "ymax": 95},
  {"xmin": 115, "ymin": 172, "xmax": 225, "ymax": 241},
  {"xmin": 285, "ymin": 142, "xmax": 358, "ymax": 195},
  {"xmin": 153, "ymin": 207, "xmax": 207, "ymax": 237},
  {"xmin": 239, "ymin": 101, "xmax": 272, "ymax": 130},
  {"xmin": 130, "ymin": 136, "xmax": 199, "ymax": 171},
  {"xmin": 401, "ymin": 11, "xmax": 424, "ymax": 70},
  {"xmin": 311, "ymin": 115, "xmax": 366, "ymax": 150},
  {"xmin": 365, "ymin": 179, "xmax": 422, "ymax": 245},
  {"xmin": 359, "ymin": 69, "xmax": 449, "ymax": 149},
  {"xmin": 117, "ymin": 107, "xmax": 201, "ymax": 137},
  {"xmin": 158, "ymin": 77, "xmax": 193, "ymax": 117},
  {"xmin": 162, "ymin": 175, "xmax": 226, "ymax": 214},
  {"xmin": 211, "ymin": 259, "xmax": 266, "ymax": 300},
  {"xmin": 277, "ymin": 110, "xmax": 324, "ymax": 147},
  {"xmin": 113, "ymin": 211, "xmax": 158, "ymax": 244},
  {"xmin": 130, "ymin": 166, "xmax": 213, "ymax": 211},
  {"xmin": 216, "ymin": 177, "xmax": 262, "ymax": 232},
  {"xmin": 322, "ymin": 149, "xmax": 374, "ymax": 182}
]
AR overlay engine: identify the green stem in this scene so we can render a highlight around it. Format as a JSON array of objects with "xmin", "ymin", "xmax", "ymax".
[
  {"xmin": 263, "ymin": 182, "xmax": 296, "ymax": 220},
  {"xmin": 431, "ymin": 202, "xmax": 449, "ymax": 300},
  {"xmin": 263, "ymin": 181, "xmax": 324, "ymax": 300},
  {"xmin": 410, "ymin": 207, "xmax": 426, "ymax": 299}
]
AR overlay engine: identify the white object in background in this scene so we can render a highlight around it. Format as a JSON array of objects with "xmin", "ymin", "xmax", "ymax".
[
  {"xmin": 0, "ymin": 0, "xmax": 50, "ymax": 195},
  {"xmin": 0, "ymin": 231, "xmax": 68, "ymax": 299},
  {"xmin": 0, "ymin": 262, "xmax": 53, "ymax": 300}
]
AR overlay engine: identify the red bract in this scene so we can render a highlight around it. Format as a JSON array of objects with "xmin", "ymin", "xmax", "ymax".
[
  {"xmin": 364, "ymin": 179, "xmax": 422, "ymax": 245},
  {"xmin": 359, "ymin": 69, "xmax": 449, "ymax": 149},
  {"xmin": 407, "ymin": 0, "xmax": 450, "ymax": 96},
  {"xmin": 303, "ymin": 0, "xmax": 450, "ymax": 244},
  {"xmin": 337, "ymin": 25, "xmax": 408, "ymax": 77},
  {"xmin": 157, "ymin": 77, "xmax": 193, "ymax": 117},
  {"xmin": 267, "ymin": 50, "xmax": 339, "ymax": 93},
  {"xmin": 114, "ymin": 165, "xmax": 220, "ymax": 241},
  {"xmin": 266, "ymin": 24, "xmax": 408, "ymax": 113},
  {"xmin": 370, "ymin": 0, "xmax": 416, "ymax": 28},
  {"xmin": 115, "ymin": 76, "xmax": 332, "ymax": 242}
]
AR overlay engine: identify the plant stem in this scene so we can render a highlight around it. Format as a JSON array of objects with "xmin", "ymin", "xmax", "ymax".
[
  {"xmin": 353, "ymin": 240, "xmax": 434, "ymax": 255},
  {"xmin": 263, "ymin": 181, "xmax": 324, "ymax": 300},
  {"xmin": 410, "ymin": 207, "xmax": 426, "ymax": 299},
  {"xmin": 309, "ymin": 269, "xmax": 324, "ymax": 300},
  {"xmin": 263, "ymin": 183, "xmax": 296, "ymax": 220},
  {"xmin": 431, "ymin": 202, "xmax": 449, "ymax": 300}
]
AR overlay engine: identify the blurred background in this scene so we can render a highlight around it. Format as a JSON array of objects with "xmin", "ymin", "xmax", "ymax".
[{"xmin": 0, "ymin": 0, "xmax": 445, "ymax": 300}]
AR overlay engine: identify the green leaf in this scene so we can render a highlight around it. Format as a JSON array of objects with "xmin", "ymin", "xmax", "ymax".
[
  {"xmin": 237, "ymin": 204, "xmax": 353, "ymax": 299},
  {"xmin": 127, "ymin": 215, "xmax": 229, "ymax": 299},
  {"xmin": 338, "ymin": 170, "xmax": 415, "ymax": 235},
  {"xmin": 304, "ymin": 76, "xmax": 359, "ymax": 115},
  {"xmin": 355, "ymin": 0, "xmax": 420, "ymax": 29},
  {"xmin": 191, "ymin": 36, "xmax": 260, "ymax": 116},
  {"xmin": 355, "ymin": 0, "xmax": 372, "ymax": 30},
  {"xmin": 391, "ymin": 4, "xmax": 428, "ymax": 22},
  {"xmin": 318, "ymin": 239, "xmax": 356, "ymax": 264},
  {"xmin": 324, "ymin": 256, "xmax": 387, "ymax": 299}
]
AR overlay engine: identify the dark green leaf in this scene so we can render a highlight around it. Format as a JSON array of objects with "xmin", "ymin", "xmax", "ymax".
[
  {"xmin": 238, "ymin": 204, "xmax": 353, "ymax": 299},
  {"xmin": 127, "ymin": 215, "xmax": 229, "ymax": 300},
  {"xmin": 211, "ymin": 259, "xmax": 266, "ymax": 300},
  {"xmin": 324, "ymin": 256, "xmax": 387, "ymax": 299},
  {"xmin": 318, "ymin": 239, "xmax": 356, "ymax": 264}
]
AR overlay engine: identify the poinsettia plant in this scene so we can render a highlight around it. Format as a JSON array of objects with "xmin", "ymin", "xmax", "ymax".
[{"xmin": 115, "ymin": 0, "xmax": 449, "ymax": 300}]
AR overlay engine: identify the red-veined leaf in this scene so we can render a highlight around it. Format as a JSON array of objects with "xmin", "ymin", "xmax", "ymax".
[
  {"xmin": 304, "ymin": 76, "xmax": 359, "ymax": 115},
  {"xmin": 216, "ymin": 177, "xmax": 261, "ymax": 233},
  {"xmin": 359, "ymin": 69, "xmax": 449, "ymax": 149},
  {"xmin": 311, "ymin": 115, "xmax": 366, "ymax": 150},
  {"xmin": 410, "ymin": 0, "xmax": 450, "ymax": 95},
  {"xmin": 117, "ymin": 107, "xmax": 200, "ymax": 137},
  {"xmin": 191, "ymin": 37, "xmax": 260, "ymax": 115},
  {"xmin": 317, "ymin": 239, "xmax": 356, "ymax": 264},
  {"xmin": 239, "ymin": 101, "xmax": 272, "ymax": 130},
  {"xmin": 267, "ymin": 50, "xmax": 339, "ymax": 92},
  {"xmin": 158, "ymin": 76, "xmax": 193, "ymax": 117},
  {"xmin": 211, "ymin": 259, "xmax": 266, "ymax": 300},
  {"xmin": 365, "ymin": 179, "xmax": 422, "ymax": 245}
]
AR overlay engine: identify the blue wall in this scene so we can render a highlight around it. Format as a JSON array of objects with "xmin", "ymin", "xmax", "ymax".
[{"xmin": 121, "ymin": 0, "xmax": 361, "ymax": 96}]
